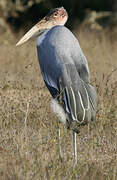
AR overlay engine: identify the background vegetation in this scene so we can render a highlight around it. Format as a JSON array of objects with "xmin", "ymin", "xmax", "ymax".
[
  {"xmin": 1, "ymin": 0, "xmax": 117, "ymax": 31},
  {"xmin": 0, "ymin": 1, "xmax": 117, "ymax": 179}
]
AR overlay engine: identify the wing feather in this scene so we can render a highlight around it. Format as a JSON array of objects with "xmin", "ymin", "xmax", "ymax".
[{"xmin": 60, "ymin": 63, "xmax": 97, "ymax": 128}]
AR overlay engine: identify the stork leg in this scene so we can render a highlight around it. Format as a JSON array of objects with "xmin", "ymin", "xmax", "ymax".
[
  {"xmin": 73, "ymin": 131, "xmax": 77, "ymax": 165},
  {"xmin": 57, "ymin": 122, "xmax": 62, "ymax": 160},
  {"xmin": 58, "ymin": 127, "xmax": 62, "ymax": 159}
]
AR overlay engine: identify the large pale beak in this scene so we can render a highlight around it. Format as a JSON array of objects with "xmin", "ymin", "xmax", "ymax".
[
  {"xmin": 16, "ymin": 25, "xmax": 41, "ymax": 46},
  {"xmin": 16, "ymin": 19, "xmax": 53, "ymax": 46}
]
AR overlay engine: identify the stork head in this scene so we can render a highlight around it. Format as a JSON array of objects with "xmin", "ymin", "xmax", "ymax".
[
  {"xmin": 16, "ymin": 7, "xmax": 68, "ymax": 46},
  {"xmin": 45, "ymin": 7, "xmax": 68, "ymax": 26}
]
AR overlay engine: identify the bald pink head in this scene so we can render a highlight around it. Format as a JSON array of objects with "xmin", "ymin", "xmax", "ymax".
[{"xmin": 45, "ymin": 7, "xmax": 68, "ymax": 26}]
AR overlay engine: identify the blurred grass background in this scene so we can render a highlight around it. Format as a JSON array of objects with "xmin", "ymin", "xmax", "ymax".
[{"xmin": 0, "ymin": 1, "xmax": 117, "ymax": 179}]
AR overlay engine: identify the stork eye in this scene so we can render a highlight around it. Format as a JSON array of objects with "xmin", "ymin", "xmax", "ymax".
[{"xmin": 54, "ymin": 13, "xmax": 58, "ymax": 16}]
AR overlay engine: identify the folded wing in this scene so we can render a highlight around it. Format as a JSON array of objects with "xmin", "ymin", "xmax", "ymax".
[{"xmin": 60, "ymin": 63, "xmax": 97, "ymax": 131}]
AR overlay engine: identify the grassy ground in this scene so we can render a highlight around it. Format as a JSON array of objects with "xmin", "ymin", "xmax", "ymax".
[{"xmin": 0, "ymin": 28, "xmax": 117, "ymax": 180}]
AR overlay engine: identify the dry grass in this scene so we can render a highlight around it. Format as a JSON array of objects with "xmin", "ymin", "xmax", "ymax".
[{"xmin": 0, "ymin": 28, "xmax": 117, "ymax": 180}]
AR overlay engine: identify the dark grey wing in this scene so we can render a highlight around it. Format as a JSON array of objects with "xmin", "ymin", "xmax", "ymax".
[
  {"xmin": 60, "ymin": 63, "xmax": 97, "ymax": 131},
  {"xmin": 75, "ymin": 56, "xmax": 90, "ymax": 83},
  {"xmin": 71, "ymin": 49, "xmax": 91, "ymax": 83},
  {"xmin": 84, "ymin": 82, "xmax": 97, "ymax": 121}
]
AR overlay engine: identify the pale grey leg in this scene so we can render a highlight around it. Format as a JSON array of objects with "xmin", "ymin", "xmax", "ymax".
[
  {"xmin": 58, "ymin": 127, "xmax": 62, "ymax": 159},
  {"xmin": 73, "ymin": 131, "xmax": 77, "ymax": 165},
  {"xmin": 57, "ymin": 122, "xmax": 62, "ymax": 160}
]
